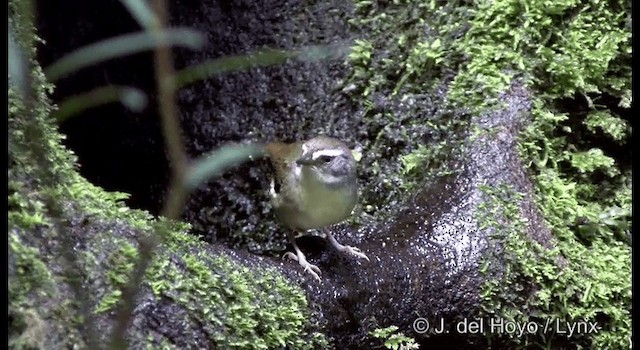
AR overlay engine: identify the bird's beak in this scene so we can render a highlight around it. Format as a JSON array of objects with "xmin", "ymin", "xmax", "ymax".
[{"xmin": 296, "ymin": 153, "xmax": 314, "ymax": 166}]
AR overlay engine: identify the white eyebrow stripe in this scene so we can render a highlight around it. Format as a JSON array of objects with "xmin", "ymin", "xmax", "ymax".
[{"xmin": 311, "ymin": 149, "xmax": 346, "ymax": 159}]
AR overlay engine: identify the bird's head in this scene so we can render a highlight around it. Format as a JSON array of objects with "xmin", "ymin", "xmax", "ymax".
[{"xmin": 296, "ymin": 136, "xmax": 357, "ymax": 186}]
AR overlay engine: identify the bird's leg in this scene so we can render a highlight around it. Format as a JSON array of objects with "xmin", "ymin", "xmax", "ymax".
[
  {"xmin": 283, "ymin": 231, "xmax": 322, "ymax": 281},
  {"xmin": 325, "ymin": 229, "xmax": 370, "ymax": 261}
]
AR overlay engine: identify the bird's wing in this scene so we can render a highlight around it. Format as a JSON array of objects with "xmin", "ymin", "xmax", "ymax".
[
  {"xmin": 265, "ymin": 142, "xmax": 297, "ymax": 177},
  {"xmin": 264, "ymin": 142, "xmax": 301, "ymax": 195}
]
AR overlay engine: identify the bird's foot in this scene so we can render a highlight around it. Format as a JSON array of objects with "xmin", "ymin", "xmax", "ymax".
[
  {"xmin": 335, "ymin": 244, "xmax": 370, "ymax": 262},
  {"xmin": 283, "ymin": 251, "xmax": 322, "ymax": 281}
]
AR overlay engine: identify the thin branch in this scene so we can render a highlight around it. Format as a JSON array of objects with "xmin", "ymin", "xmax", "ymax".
[
  {"xmin": 153, "ymin": 0, "xmax": 189, "ymax": 221},
  {"xmin": 107, "ymin": 0, "xmax": 189, "ymax": 347}
]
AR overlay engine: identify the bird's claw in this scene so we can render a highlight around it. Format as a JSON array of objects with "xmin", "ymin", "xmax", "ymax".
[
  {"xmin": 340, "ymin": 245, "xmax": 370, "ymax": 262},
  {"xmin": 283, "ymin": 251, "xmax": 322, "ymax": 281},
  {"xmin": 282, "ymin": 251, "xmax": 297, "ymax": 261}
]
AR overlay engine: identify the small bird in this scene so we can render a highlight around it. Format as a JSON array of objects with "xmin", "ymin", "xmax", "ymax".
[{"xmin": 266, "ymin": 135, "xmax": 369, "ymax": 280}]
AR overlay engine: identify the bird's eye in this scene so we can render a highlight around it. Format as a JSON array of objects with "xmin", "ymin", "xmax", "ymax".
[{"xmin": 319, "ymin": 155, "xmax": 332, "ymax": 163}]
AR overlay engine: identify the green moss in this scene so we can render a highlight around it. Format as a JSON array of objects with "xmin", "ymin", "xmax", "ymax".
[
  {"xmin": 8, "ymin": 182, "xmax": 50, "ymax": 230},
  {"xmin": 144, "ymin": 231, "xmax": 327, "ymax": 349},
  {"xmin": 349, "ymin": 0, "xmax": 630, "ymax": 347},
  {"xmin": 9, "ymin": 307, "xmax": 48, "ymax": 349},
  {"xmin": 95, "ymin": 240, "xmax": 138, "ymax": 314},
  {"xmin": 466, "ymin": 0, "xmax": 631, "ymax": 346},
  {"xmin": 347, "ymin": 0, "xmax": 464, "ymax": 97},
  {"xmin": 9, "ymin": 234, "xmax": 54, "ymax": 305},
  {"xmin": 9, "ymin": 219, "xmax": 84, "ymax": 349},
  {"xmin": 399, "ymin": 139, "xmax": 460, "ymax": 191},
  {"xmin": 370, "ymin": 325, "xmax": 419, "ymax": 350},
  {"xmin": 520, "ymin": 105, "xmax": 631, "ymax": 245},
  {"xmin": 146, "ymin": 338, "xmax": 177, "ymax": 350},
  {"xmin": 447, "ymin": 0, "xmax": 630, "ymax": 110},
  {"xmin": 95, "ymin": 290, "xmax": 124, "ymax": 314},
  {"xmin": 344, "ymin": 0, "xmax": 472, "ymax": 212},
  {"xmin": 477, "ymin": 183, "xmax": 631, "ymax": 348},
  {"xmin": 583, "ymin": 110, "xmax": 630, "ymax": 142},
  {"xmin": 9, "ymin": 1, "xmax": 327, "ymax": 348}
]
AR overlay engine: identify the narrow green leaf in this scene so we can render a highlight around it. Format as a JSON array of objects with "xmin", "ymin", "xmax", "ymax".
[
  {"xmin": 175, "ymin": 49, "xmax": 292, "ymax": 87},
  {"xmin": 45, "ymin": 28, "xmax": 205, "ymax": 81},
  {"xmin": 8, "ymin": 25, "xmax": 28, "ymax": 97},
  {"xmin": 53, "ymin": 86, "xmax": 147, "ymax": 122},
  {"xmin": 119, "ymin": 0, "xmax": 158, "ymax": 29},
  {"xmin": 175, "ymin": 43, "xmax": 350, "ymax": 87},
  {"xmin": 185, "ymin": 144, "xmax": 267, "ymax": 191}
]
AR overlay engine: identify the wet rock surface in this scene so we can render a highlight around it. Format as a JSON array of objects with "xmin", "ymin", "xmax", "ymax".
[
  {"xmin": 257, "ymin": 84, "xmax": 546, "ymax": 349},
  {"xmin": 30, "ymin": 0, "xmax": 554, "ymax": 348},
  {"xmin": 171, "ymin": 0, "xmax": 361, "ymax": 253}
]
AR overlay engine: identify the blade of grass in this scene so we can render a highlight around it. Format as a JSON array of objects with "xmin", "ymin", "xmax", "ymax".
[
  {"xmin": 118, "ymin": 0, "xmax": 158, "ymax": 29},
  {"xmin": 175, "ymin": 43, "xmax": 351, "ymax": 88},
  {"xmin": 185, "ymin": 143, "xmax": 267, "ymax": 191},
  {"xmin": 44, "ymin": 27, "xmax": 205, "ymax": 82},
  {"xmin": 53, "ymin": 85, "xmax": 147, "ymax": 122}
]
